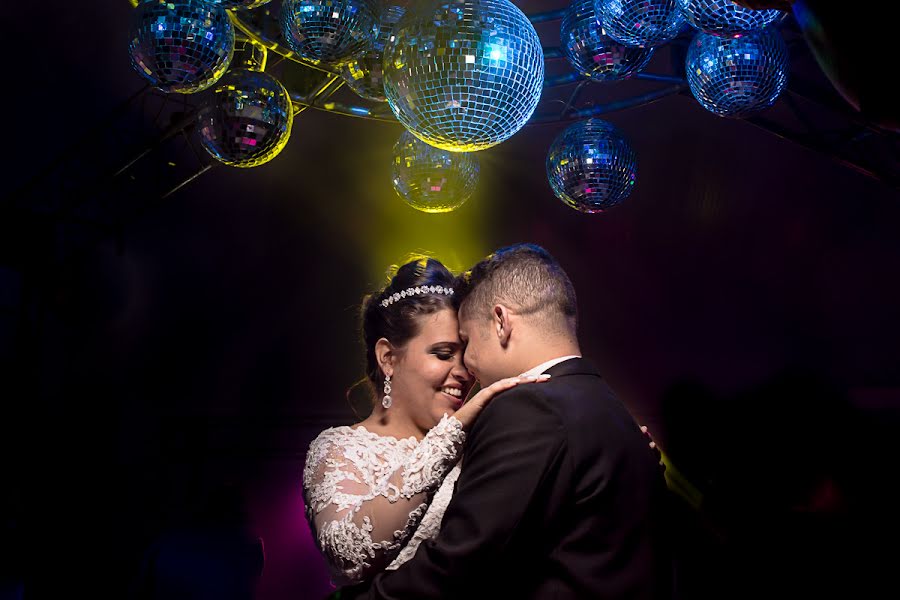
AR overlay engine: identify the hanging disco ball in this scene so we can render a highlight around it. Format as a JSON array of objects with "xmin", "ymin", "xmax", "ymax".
[
  {"xmin": 677, "ymin": 0, "xmax": 783, "ymax": 36},
  {"xmin": 562, "ymin": 0, "xmax": 655, "ymax": 81},
  {"xmin": 594, "ymin": 0, "xmax": 685, "ymax": 48},
  {"xmin": 391, "ymin": 130, "xmax": 479, "ymax": 213},
  {"xmin": 342, "ymin": 53, "xmax": 389, "ymax": 101},
  {"xmin": 383, "ymin": 0, "xmax": 544, "ymax": 152},
  {"xmin": 341, "ymin": 3, "xmax": 407, "ymax": 102},
  {"xmin": 281, "ymin": 0, "xmax": 378, "ymax": 64},
  {"xmin": 546, "ymin": 119, "xmax": 637, "ymax": 213},
  {"xmin": 686, "ymin": 28, "xmax": 789, "ymax": 118},
  {"xmin": 128, "ymin": 0, "xmax": 234, "ymax": 94},
  {"xmin": 197, "ymin": 69, "xmax": 294, "ymax": 167},
  {"xmin": 207, "ymin": 0, "xmax": 273, "ymax": 9}
]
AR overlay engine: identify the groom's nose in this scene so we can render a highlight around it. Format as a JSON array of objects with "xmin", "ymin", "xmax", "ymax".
[
  {"xmin": 451, "ymin": 355, "xmax": 470, "ymax": 381},
  {"xmin": 461, "ymin": 354, "xmax": 476, "ymax": 380}
]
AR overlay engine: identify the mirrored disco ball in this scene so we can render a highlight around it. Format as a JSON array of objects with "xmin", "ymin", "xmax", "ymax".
[
  {"xmin": 342, "ymin": 53, "xmax": 389, "ymax": 101},
  {"xmin": 562, "ymin": 0, "xmax": 655, "ymax": 81},
  {"xmin": 197, "ymin": 69, "xmax": 294, "ymax": 167},
  {"xmin": 594, "ymin": 0, "xmax": 685, "ymax": 48},
  {"xmin": 686, "ymin": 28, "xmax": 788, "ymax": 118},
  {"xmin": 129, "ymin": 0, "xmax": 234, "ymax": 94},
  {"xmin": 281, "ymin": 0, "xmax": 378, "ymax": 64},
  {"xmin": 677, "ymin": 0, "xmax": 782, "ymax": 36},
  {"xmin": 383, "ymin": 0, "xmax": 544, "ymax": 152},
  {"xmin": 207, "ymin": 0, "xmax": 273, "ymax": 9},
  {"xmin": 391, "ymin": 130, "xmax": 479, "ymax": 213},
  {"xmin": 340, "ymin": 3, "xmax": 407, "ymax": 102},
  {"xmin": 546, "ymin": 119, "xmax": 637, "ymax": 213}
]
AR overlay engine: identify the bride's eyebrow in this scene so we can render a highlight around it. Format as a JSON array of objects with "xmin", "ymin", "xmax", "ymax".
[{"xmin": 429, "ymin": 341, "xmax": 461, "ymax": 350}]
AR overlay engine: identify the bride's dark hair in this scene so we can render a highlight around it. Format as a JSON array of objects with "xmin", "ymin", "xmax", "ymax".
[{"xmin": 348, "ymin": 256, "xmax": 456, "ymax": 415}]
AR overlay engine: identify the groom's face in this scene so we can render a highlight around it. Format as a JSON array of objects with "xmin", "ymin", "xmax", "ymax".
[{"xmin": 458, "ymin": 313, "xmax": 505, "ymax": 387}]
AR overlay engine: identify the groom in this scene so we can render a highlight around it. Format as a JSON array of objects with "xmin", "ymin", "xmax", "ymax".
[{"xmin": 342, "ymin": 243, "xmax": 673, "ymax": 599}]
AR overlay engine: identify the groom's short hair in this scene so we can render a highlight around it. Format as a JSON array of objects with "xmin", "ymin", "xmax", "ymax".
[{"xmin": 456, "ymin": 243, "xmax": 578, "ymax": 333}]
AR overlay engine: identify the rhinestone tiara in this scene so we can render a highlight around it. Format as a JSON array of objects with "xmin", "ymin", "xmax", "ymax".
[{"xmin": 380, "ymin": 285, "xmax": 454, "ymax": 308}]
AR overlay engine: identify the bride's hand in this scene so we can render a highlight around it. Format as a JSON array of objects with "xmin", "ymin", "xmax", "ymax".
[{"xmin": 453, "ymin": 374, "xmax": 551, "ymax": 431}]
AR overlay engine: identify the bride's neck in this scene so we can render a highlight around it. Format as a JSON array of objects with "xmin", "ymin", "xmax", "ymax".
[{"xmin": 359, "ymin": 408, "xmax": 426, "ymax": 441}]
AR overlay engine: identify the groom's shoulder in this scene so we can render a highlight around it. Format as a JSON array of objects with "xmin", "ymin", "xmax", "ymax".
[{"xmin": 477, "ymin": 383, "xmax": 565, "ymax": 427}]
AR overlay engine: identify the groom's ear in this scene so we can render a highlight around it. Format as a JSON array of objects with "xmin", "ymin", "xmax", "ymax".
[
  {"xmin": 375, "ymin": 337, "xmax": 395, "ymax": 376},
  {"xmin": 493, "ymin": 304, "xmax": 513, "ymax": 348}
]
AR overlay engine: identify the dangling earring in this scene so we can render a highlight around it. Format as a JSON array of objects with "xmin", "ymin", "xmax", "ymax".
[{"xmin": 382, "ymin": 374, "xmax": 392, "ymax": 409}]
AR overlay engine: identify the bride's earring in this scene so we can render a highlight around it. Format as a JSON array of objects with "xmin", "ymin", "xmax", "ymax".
[{"xmin": 382, "ymin": 374, "xmax": 392, "ymax": 409}]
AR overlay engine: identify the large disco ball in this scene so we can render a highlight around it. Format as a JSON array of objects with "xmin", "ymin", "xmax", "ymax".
[
  {"xmin": 594, "ymin": 0, "xmax": 685, "ymax": 48},
  {"xmin": 281, "ymin": 0, "xmax": 378, "ymax": 64},
  {"xmin": 383, "ymin": 0, "xmax": 544, "ymax": 152},
  {"xmin": 391, "ymin": 130, "xmax": 479, "ymax": 213},
  {"xmin": 686, "ymin": 28, "xmax": 788, "ymax": 118},
  {"xmin": 562, "ymin": 0, "xmax": 655, "ymax": 81},
  {"xmin": 128, "ymin": 0, "xmax": 234, "ymax": 94},
  {"xmin": 207, "ymin": 0, "xmax": 273, "ymax": 8},
  {"xmin": 677, "ymin": 0, "xmax": 782, "ymax": 36},
  {"xmin": 197, "ymin": 69, "xmax": 294, "ymax": 167},
  {"xmin": 546, "ymin": 119, "xmax": 637, "ymax": 213},
  {"xmin": 341, "ymin": 3, "xmax": 407, "ymax": 102}
]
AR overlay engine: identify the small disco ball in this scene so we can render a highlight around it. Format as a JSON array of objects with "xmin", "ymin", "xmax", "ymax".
[
  {"xmin": 281, "ymin": 0, "xmax": 378, "ymax": 64},
  {"xmin": 383, "ymin": 0, "xmax": 544, "ymax": 152},
  {"xmin": 128, "ymin": 0, "xmax": 234, "ymax": 94},
  {"xmin": 677, "ymin": 0, "xmax": 782, "ymax": 36},
  {"xmin": 197, "ymin": 69, "xmax": 294, "ymax": 167},
  {"xmin": 340, "ymin": 3, "xmax": 407, "ymax": 102},
  {"xmin": 686, "ymin": 28, "xmax": 788, "ymax": 118},
  {"xmin": 562, "ymin": 0, "xmax": 655, "ymax": 81},
  {"xmin": 391, "ymin": 130, "xmax": 479, "ymax": 213},
  {"xmin": 546, "ymin": 119, "xmax": 637, "ymax": 213},
  {"xmin": 372, "ymin": 3, "xmax": 407, "ymax": 54},
  {"xmin": 594, "ymin": 0, "xmax": 685, "ymax": 48},
  {"xmin": 206, "ymin": 0, "xmax": 273, "ymax": 9}
]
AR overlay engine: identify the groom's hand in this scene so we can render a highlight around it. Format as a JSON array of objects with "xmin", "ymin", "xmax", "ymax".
[{"xmin": 640, "ymin": 425, "xmax": 665, "ymax": 469}]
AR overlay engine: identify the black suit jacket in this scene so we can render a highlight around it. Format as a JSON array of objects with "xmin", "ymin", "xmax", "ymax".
[{"xmin": 342, "ymin": 358, "xmax": 673, "ymax": 599}]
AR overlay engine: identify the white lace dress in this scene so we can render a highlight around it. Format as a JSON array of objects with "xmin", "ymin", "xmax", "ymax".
[{"xmin": 303, "ymin": 414, "xmax": 465, "ymax": 586}]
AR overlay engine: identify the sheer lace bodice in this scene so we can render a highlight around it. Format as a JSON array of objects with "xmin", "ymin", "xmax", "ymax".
[{"xmin": 303, "ymin": 414, "xmax": 465, "ymax": 585}]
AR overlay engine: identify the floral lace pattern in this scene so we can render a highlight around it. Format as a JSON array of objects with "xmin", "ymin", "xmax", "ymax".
[
  {"xmin": 303, "ymin": 414, "xmax": 465, "ymax": 585},
  {"xmin": 386, "ymin": 463, "xmax": 460, "ymax": 570}
]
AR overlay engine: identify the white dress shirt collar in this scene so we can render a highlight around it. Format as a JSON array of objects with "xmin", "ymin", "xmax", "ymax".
[{"xmin": 520, "ymin": 355, "xmax": 581, "ymax": 377}]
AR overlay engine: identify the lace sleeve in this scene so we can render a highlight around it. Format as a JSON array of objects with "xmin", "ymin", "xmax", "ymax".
[{"xmin": 302, "ymin": 415, "xmax": 465, "ymax": 585}]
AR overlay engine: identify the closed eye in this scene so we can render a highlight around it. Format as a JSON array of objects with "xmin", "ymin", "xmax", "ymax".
[{"xmin": 431, "ymin": 342, "xmax": 461, "ymax": 360}]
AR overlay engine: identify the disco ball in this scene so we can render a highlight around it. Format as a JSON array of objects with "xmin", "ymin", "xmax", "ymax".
[
  {"xmin": 594, "ymin": 0, "xmax": 685, "ymax": 48},
  {"xmin": 128, "ymin": 0, "xmax": 234, "ymax": 94},
  {"xmin": 281, "ymin": 0, "xmax": 378, "ymax": 64},
  {"xmin": 677, "ymin": 0, "xmax": 782, "ymax": 36},
  {"xmin": 391, "ymin": 130, "xmax": 479, "ymax": 213},
  {"xmin": 197, "ymin": 69, "xmax": 294, "ymax": 167},
  {"xmin": 562, "ymin": 0, "xmax": 655, "ymax": 81},
  {"xmin": 546, "ymin": 119, "xmax": 637, "ymax": 213},
  {"xmin": 686, "ymin": 28, "xmax": 789, "ymax": 118},
  {"xmin": 340, "ymin": 4, "xmax": 407, "ymax": 102},
  {"xmin": 207, "ymin": 0, "xmax": 273, "ymax": 9},
  {"xmin": 383, "ymin": 0, "xmax": 544, "ymax": 152}
]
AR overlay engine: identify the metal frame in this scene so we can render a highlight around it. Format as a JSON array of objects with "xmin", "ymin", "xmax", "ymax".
[{"xmin": 4, "ymin": 4, "xmax": 897, "ymax": 254}]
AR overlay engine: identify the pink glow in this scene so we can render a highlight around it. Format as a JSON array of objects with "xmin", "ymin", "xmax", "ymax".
[{"xmin": 246, "ymin": 460, "xmax": 334, "ymax": 599}]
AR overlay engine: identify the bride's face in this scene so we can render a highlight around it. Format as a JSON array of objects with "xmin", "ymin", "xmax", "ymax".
[{"xmin": 391, "ymin": 308, "xmax": 473, "ymax": 432}]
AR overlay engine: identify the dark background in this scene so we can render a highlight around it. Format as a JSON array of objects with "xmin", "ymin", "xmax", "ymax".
[{"xmin": 2, "ymin": 1, "xmax": 898, "ymax": 598}]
